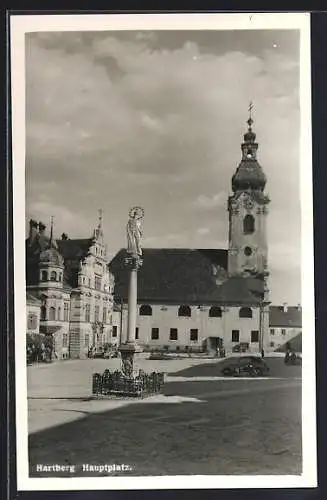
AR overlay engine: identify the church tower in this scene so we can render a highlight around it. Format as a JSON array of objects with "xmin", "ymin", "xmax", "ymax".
[{"xmin": 228, "ymin": 106, "xmax": 270, "ymax": 278}]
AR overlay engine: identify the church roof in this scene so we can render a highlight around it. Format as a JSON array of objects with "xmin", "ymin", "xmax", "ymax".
[
  {"xmin": 269, "ymin": 306, "xmax": 302, "ymax": 328},
  {"xmin": 109, "ymin": 248, "xmax": 265, "ymax": 305}
]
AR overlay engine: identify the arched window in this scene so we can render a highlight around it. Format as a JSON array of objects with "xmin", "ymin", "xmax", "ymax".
[
  {"xmin": 41, "ymin": 270, "xmax": 47, "ymax": 281},
  {"xmin": 50, "ymin": 271, "xmax": 57, "ymax": 281},
  {"xmin": 27, "ymin": 314, "xmax": 37, "ymax": 330},
  {"xmin": 209, "ymin": 306, "xmax": 222, "ymax": 318},
  {"xmin": 139, "ymin": 305, "xmax": 152, "ymax": 316},
  {"xmin": 178, "ymin": 305, "xmax": 191, "ymax": 317},
  {"xmin": 239, "ymin": 307, "xmax": 253, "ymax": 318},
  {"xmin": 41, "ymin": 306, "xmax": 46, "ymax": 321},
  {"xmin": 49, "ymin": 307, "xmax": 56, "ymax": 321},
  {"xmin": 243, "ymin": 214, "xmax": 255, "ymax": 234}
]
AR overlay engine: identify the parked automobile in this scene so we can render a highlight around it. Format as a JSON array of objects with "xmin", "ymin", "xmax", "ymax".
[
  {"xmin": 232, "ymin": 342, "xmax": 250, "ymax": 353},
  {"xmin": 221, "ymin": 356, "xmax": 270, "ymax": 377}
]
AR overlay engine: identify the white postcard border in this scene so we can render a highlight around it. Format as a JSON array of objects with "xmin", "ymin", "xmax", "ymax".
[{"xmin": 10, "ymin": 12, "xmax": 316, "ymax": 491}]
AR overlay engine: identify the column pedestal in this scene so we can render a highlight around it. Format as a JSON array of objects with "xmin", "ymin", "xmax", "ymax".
[{"xmin": 119, "ymin": 255, "xmax": 143, "ymax": 378}]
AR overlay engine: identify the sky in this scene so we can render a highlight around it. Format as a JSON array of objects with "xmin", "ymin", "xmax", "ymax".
[{"xmin": 25, "ymin": 29, "xmax": 301, "ymax": 305}]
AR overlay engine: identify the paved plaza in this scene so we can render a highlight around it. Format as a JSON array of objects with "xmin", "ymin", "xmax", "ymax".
[{"xmin": 27, "ymin": 356, "xmax": 302, "ymax": 477}]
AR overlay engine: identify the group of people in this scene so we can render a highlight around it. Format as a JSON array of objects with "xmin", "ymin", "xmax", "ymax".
[
  {"xmin": 284, "ymin": 349, "xmax": 298, "ymax": 365},
  {"xmin": 26, "ymin": 341, "xmax": 54, "ymax": 364}
]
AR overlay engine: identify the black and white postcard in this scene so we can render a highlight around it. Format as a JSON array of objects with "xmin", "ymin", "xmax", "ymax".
[{"xmin": 10, "ymin": 12, "xmax": 316, "ymax": 491}]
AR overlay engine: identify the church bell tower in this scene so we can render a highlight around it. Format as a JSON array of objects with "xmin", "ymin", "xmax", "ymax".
[{"xmin": 228, "ymin": 105, "xmax": 270, "ymax": 278}]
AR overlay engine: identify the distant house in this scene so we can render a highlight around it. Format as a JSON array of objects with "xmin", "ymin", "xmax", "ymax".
[{"xmin": 268, "ymin": 305, "xmax": 302, "ymax": 352}]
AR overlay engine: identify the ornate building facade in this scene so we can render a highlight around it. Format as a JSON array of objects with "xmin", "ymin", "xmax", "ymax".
[{"xmin": 25, "ymin": 216, "xmax": 115, "ymax": 359}]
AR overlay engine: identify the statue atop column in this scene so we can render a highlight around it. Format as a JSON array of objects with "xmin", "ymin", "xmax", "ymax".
[{"xmin": 126, "ymin": 206, "xmax": 144, "ymax": 258}]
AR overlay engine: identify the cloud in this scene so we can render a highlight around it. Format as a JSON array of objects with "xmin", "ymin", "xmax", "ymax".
[
  {"xmin": 194, "ymin": 192, "xmax": 227, "ymax": 210},
  {"xmin": 25, "ymin": 30, "xmax": 301, "ymax": 303}
]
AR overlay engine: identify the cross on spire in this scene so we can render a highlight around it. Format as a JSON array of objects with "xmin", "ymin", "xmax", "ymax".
[{"xmin": 247, "ymin": 101, "xmax": 254, "ymax": 129}]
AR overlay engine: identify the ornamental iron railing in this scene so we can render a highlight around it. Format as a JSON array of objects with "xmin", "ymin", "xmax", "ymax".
[{"xmin": 92, "ymin": 369, "xmax": 165, "ymax": 398}]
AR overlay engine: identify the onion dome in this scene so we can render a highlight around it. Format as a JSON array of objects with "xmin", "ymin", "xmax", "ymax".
[
  {"xmin": 232, "ymin": 113, "xmax": 267, "ymax": 192},
  {"xmin": 39, "ymin": 246, "xmax": 64, "ymax": 267},
  {"xmin": 39, "ymin": 216, "xmax": 64, "ymax": 266}
]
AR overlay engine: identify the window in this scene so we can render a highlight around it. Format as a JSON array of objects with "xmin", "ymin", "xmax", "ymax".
[
  {"xmin": 95, "ymin": 305, "xmax": 99, "ymax": 322},
  {"xmin": 243, "ymin": 214, "xmax": 255, "ymax": 234},
  {"xmin": 50, "ymin": 271, "xmax": 57, "ymax": 281},
  {"xmin": 64, "ymin": 303, "xmax": 69, "ymax": 322},
  {"xmin": 85, "ymin": 334, "xmax": 89, "ymax": 347},
  {"xmin": 95, "ymin": 276, "xmax": 101, "ymax": 291},
  {"xmin": 151, "ymin": 328, "xmax": 159, "ymax": 340},
  {"xmin": 57, "ymin": 307, "xmax": 61, "ymax": 321},
  {"xmin": 41, "ymin": 306, "xmax": 46, "ymax": 321},
  {"xmin": 270, "ymin": 341, "xmax": 275, "ymax": 348},
  {"xmin": 135, "ymin": 327, "xmax": 139, "ymax": 339},
  {"xmin": 244, "ymin": 246, "xmax": 252, "ymax": 256},
  {"xmin": 239, "ymin": 307, "xmax": 253, "ymax": 318},
  {"xmin": 85, "ymin": 304, "xmax": 90, "ymax": 322},
  {"xmin": 112, "ymin": 326, "xmax": 118, "ymax": 338},
  {"xmin": 178, "ymin": 305, "xmax": 191, "ymax": 317},
  {"xmin": 62, "ymin": 333, "xmax": 68, "ymax": 347},
  {"xmin": 232, "ymin": 330, "xmax": 239, "ymax": 342},
  {"xmin": 49, "ymin": 307, "xmax": 56, "ymax": 321},
  {"xmin": 190, "ymin": 329, "xmax": 198, "ymax": 341},
  {"xmin": 170, "ymin": 328, "xmax": 178, "ymax": 340},
  {"xmin": 270, "ymin": 328, "xmax": 275, "ymax": 336},
  {"xmin": 251, "ymin": 330, "xmax": 259, "ymax": 343},
  {"xmin": 41, "ymin": 270, "xmax": 47, "ymax": 281},
  {"xmin": 281, "ymin": 329, "xmax": 286, "ymax": 336},
  {"xmin": 103, "ymin": 308, "xmax": 107, "ymax": 323},
  {"xmin": 209, "ymin": 306, "xmax": 222, "ymax": 318},
  {"xmin": 27, "ymin": 314, "xmax": 37, "ymax": 330},
  {"xmin": 139, "ymin": 304, "xmax": 152, "ymax": 316}
]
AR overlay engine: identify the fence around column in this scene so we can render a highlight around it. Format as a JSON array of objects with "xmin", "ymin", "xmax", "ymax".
[{"xmin": 92, "ymin": 369, "xmax": 165, "ymax": 398}]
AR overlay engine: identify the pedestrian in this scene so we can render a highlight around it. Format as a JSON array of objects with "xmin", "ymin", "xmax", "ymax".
[{"xmin": 261, "ymin": 348, "xmax": 265, "ymax": 358}]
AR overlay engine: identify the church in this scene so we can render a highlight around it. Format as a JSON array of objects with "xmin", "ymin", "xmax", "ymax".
[
  {"xmin": 110, "ymin": 114, "xmax": 272, "ymax": 355},
  {"xmin": 25, "ymin": 114, "xmax": 302, "ymax": 359}
]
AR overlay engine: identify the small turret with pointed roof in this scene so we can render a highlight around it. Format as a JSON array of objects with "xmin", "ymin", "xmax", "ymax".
[{"xmin": 39, "ymin": 216, "xmax": 64, "ymax": 268}]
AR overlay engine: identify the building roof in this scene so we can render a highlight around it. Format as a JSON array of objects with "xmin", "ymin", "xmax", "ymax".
[
  {"xmin": 56, "ymin": 238, "xmax": 93, "ymax": 261},
  {"xmin": 26, "ymin": 292, "xmax": 41, "ymax": 305},
  {"xmin": 269, "ymin": 306, "xmax": 302, "ymax": 328},
  {"xmin": 40, "ymin": 246, "xmax": 64, "ymax": 267},
  {"xmin": 275, "ymin": 332, "xmax": 302, "ymax": 353},
  {"xmin": 109, "ymin": 248, "xmax": 265, "ymax": 305}
]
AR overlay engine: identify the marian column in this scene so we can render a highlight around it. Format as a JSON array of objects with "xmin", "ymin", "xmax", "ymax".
[{"xmin": 120, "ymin": 206, "xmax": 144, "ymax": 378}]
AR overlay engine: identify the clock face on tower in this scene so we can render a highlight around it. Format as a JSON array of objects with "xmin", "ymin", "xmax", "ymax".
[{"xmin": 244, "ymin": 197, "xmax": 254, "ymax": 210}]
